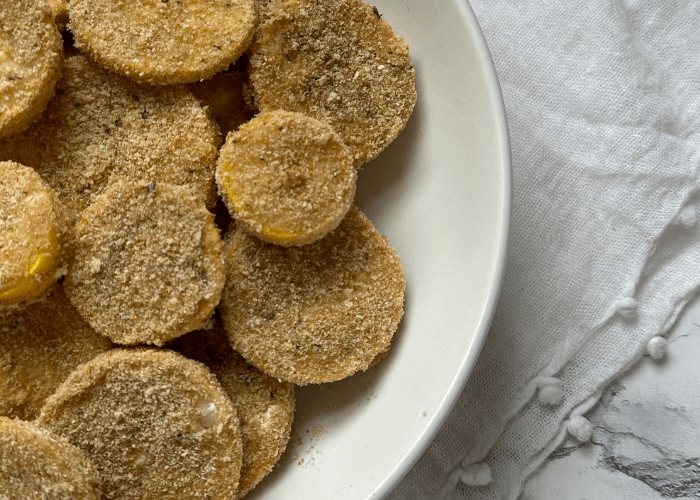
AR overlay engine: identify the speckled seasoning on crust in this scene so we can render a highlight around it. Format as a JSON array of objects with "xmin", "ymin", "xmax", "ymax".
[
  {"xmin": 0, "ymin": 56, "xmax": 220, "ymax": 214},
  {"xmin": 0, "ymin": 1, "xmax": 416, "ymax": 495},
  {"xmin": 173, "ymin": 321, "xmax": 295, "ymax": 499},
  {"xmin": 0, "ymin": 0, "xmax": 62, "ymax": 139},
  {"xmin": 219, "ymin": 206, "xmax": 405, "ymax": 385},
  {"xmin": 64, "ymin": 181, "xmax": 225, "ymax": 346},
  {"xmin": 0, "ymin": 283, "xmax": 113, "ymax": 420},
  {"xmin": 69, "ymin": 0, "xmax": 256, "ymax": 84},
  {"xmin": 0, "ymin": 161, "xmax": 70, "ymax": 315},
  {"xmin": 0, "ymin": 417, "xmax": 101, "ymax": 500},
  {"xmin": 216, "ymin": 110, "xmax": 357, "ymax": 246},
  {"xmin": 248, "ymin": 0, "xmax": 417, "ymax": 167},
  {"xmin": 38, "ymin": 348, "xmax": 243, "ymax": 500}
]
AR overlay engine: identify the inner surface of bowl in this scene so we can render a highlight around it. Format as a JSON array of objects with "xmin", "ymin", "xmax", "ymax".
[{"xmin": 247, "ymin": 0, "xmax": 510, "ymax": 498}]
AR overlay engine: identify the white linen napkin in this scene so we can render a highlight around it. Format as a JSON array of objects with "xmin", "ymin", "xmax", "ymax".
[{"xmin": 387, "ymin": 1, "xmax": 700, "ymax": 498}]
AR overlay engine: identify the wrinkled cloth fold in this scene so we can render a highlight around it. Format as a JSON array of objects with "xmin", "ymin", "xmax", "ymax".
[{"xmin": 388, "ymin": 1, "xmax": 700, "ymax": 499}]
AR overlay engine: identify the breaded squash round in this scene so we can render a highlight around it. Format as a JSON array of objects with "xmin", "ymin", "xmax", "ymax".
[
  {"xmin": 69, "ymin": 0, "xmax": 256, "ymax": 85},
  {"xmin": 0, "ymin": 0, "xmax": 62, "ymax": 139},
  {"xmin": 64, "ymin": 181, "xmax": 225, "ymax": 346},
  {"xmin": 0, "ymin": 417, "xmax": 101, "ymax": 500},
  {"xmin": 0, "ymin": 161, "xmax": 69, "ymax": 314},
  {"xmin": 249, "ymin": 0, "xmax": 417, "ymax": 167},
  {"xmin": 0, "ymin": 55, "xmax": 219, "ymax": 214},
  {"xmin": 173, "ymin": 321, "xmax": 295, "ymax": 498},
  {"xmin": 219, "ymin": 206, "xmax": 405, "ymax": 385},
  {"xmin": 0, "ymin": 283, "xmax": 113, "ymax": 421},
  {"xmin": 38, "ymin": 348, "xmax": 243, "ymax": 500},
  {"xmin": 216, "ymin": 110, "xmax": 356, "ymax": 246}
]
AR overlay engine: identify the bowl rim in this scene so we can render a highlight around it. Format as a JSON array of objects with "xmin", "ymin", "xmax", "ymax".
[{"xmin": 370, "ymin": 0, "xmax": 512, "ymax": 497}]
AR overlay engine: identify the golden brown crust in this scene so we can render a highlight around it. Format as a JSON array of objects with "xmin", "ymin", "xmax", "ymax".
[
  {"xmin": 0, "ymin": 417, "xmax": 101, "ymax": 500},
  {"xmin": 216, "ymin": 110, "xmax": 356, "ymax": 246},
  {"xmin": 0, "ymin": 0, "xmax": 62, "ymax": 140},
  {"xmin": 248, "ymin": 0, "xmax": 417, "ymax": 167},
  {"xmin": 0, "ymin": 283, "xmax": 113, "ymax": 420},
  {"xmin": 0, "ymin": 56, "xmax": 219, "ymax": 214},
  {"xmin": 173, "ymin": 322, "xmax": 295, "ymax": 498},
  {"xmin": 253, "ymin": 0, "xmax": 273, "ymax": 24},
  {"xmin": 38, "ymin": 348, "xmax": 243, "ymax": 500},
  {"xmin": 0, "ymin": 161, "xmax": 70, "ymax": 314},
  {"xmin": 64, "ymin": 181, "xmax": 225, "ymax": 346},
  {"xmin": 69, "ymin": 0, "xmax": 256, "ymax": 85},
  {"xmin": 47, "ymin": 0, "xmax": 69, "ymax": 30},
  {"xmin": 219, "ymin": 206, "xmax": 405, "ymax": 385},
  {"xmin": 187, "ymin": 70, "xmax": 255, "ymax": 140}
]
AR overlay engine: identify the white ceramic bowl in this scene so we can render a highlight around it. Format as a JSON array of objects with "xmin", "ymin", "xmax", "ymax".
[{"xmin": 249, "ymin": 0, "xmax": 511, "ymax": 498}]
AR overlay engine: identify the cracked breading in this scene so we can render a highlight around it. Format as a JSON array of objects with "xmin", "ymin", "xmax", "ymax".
[
  {"xmin": 187, "ymin": 70, "xmax": 255, "ymax": 140},
  {"xmin": 248, "ymin": 0, "xmax": 417, "ymax": 167},
  {"xmin": 0, "ymin": 161, "xmax": 70, "ymax": 315},
  {"xmin": 48, "ymin": 0, "xmax": 69, "ymax": 30},
  {"xmin": 219, "ymin": 206, "xmax": 405, "ymax": 385},
  {"xmin": 38, "ymin": 348, "xmax": 243, "ymax": 500},
  {"xmin": 0, "ymin": 56, "xmax": 219, "ymax": 214},
  {"xmin": 216, "ymin": 110, "xmax": 356, "ymax": 246},
  {"xmin": 64, "ymin": 181, "xmax": 225, "ymax": 346},
  {"xmin": 69, "ymin": 0, "xmax": 256, "ymax": 85},
  {"xmin": 0, "ymin": 283, "xmax": 113, "ymax": 420},
  {"xmin": 172, "ymin": 320, "xmax": 295, "ymax": 499},
  {"xmin": 0, "ymin": 0, "xmax": 62, "ymax": 139},
  {"xmin": 0, "ymin": 417, "xmax": 101, "ymax": 500}
]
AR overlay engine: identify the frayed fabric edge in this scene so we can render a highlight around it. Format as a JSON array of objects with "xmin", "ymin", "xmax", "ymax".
[
  {"xmin": 437, "ymin": 190, "xmax": 700, "ymax": 499},
  {"xmin": 505, "ymin": 287, "xmax": 700, "ymax": 500}
]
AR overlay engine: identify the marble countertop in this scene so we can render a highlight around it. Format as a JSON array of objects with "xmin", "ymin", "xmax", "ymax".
[{"xmin": 520, "ymin": 297, "xmax": 700, "ymax": 499}]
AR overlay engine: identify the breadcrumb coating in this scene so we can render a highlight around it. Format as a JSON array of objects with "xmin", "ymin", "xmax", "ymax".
[
  {"xmin": 0, "ymin": 417, "xmax": 101, "ymax": 500},
  {"xmin": 0, "ymin": 283, "xmax": 113, "ymax": 421},
  {"xmin": 0, "ymin": 56, "xmax": 219, "ymax": 214},
  {"xmin": 38, "ymin": 348, "xmax": 243, "ymax": 500},
  {"xmin": 0, "ymin": 161, "xmax": 69, "ymax": 314},
  {"xmin": 187, "ymin": 70, "xmax": 255, "ymax": 140},
  {"xmin": 64, "ymin": 181, "xmax": 225, "ymax": 346},
  {"xmin": 0, "ymin": 0, "xmax": 62, "ymax": 139},
  {"xmin": 0, "ymin": 3, "xmax": 416, "ymax": 494},
  {"xmin": 48, "ymin": 0, "xmax": 69, "ymax": 30},
  {"xmin": 253, "ymin": 0, "xmax": 273, "ymax": 24},
  {"xmin": 249, "ymin": 0, "xmax": 417, "ymax": 167},
  {"xmin": 69, "ymin": 0, "xmax": 256, "ymax": 85},
  {"xmin": 216, "ymin": 110, "xmax": 356, "ymax": 246},
  {"xmin": 219, "ymin": 206, "xmax": 405, "ymax": 385},
  {"xmin": 172, "ymin": 321, "xmax": 295, "ymax": 499}
]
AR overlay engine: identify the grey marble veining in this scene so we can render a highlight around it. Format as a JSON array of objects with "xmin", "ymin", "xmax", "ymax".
[{"xmin": 520, "ymin": 296, "xmax": 700, "ymax": 499}]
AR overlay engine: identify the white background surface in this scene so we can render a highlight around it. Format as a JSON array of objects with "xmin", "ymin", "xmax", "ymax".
[{"xmin": 521, "ymin": 295, "xmax": 700, "ymax": 499}]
